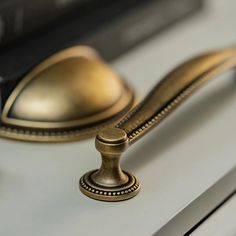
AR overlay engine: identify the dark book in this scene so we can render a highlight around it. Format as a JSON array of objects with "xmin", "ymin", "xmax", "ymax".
[{"xmin": 0, "ymin": 0, "xmax": 99, "ymax": 46}]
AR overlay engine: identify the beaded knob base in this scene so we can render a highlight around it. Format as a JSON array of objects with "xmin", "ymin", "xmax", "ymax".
[
  {"xmin": 80, "ymin": 127, "xmax": 140, "ymax": 201},
  {"xmin": 80, "ymin": 170, "xmax": 140, "ymax": 201}
]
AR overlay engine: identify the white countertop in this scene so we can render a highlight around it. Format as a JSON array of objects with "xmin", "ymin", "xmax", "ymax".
[{"xmin": 1, "ymin": 0, "xmax": 236, "ymax": 235}]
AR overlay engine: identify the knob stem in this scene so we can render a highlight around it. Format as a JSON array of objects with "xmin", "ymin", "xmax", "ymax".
[{"xmin": 92, "ymin": 153, "xmax": 128, "ymax": 187}]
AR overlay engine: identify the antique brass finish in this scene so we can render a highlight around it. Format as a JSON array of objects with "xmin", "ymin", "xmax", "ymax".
[
  {"xmin": 0, "ymin": 46, "xmax": 135, "ymax": 142},
  {"xmin": 80, "ymin": 127, "xmax": 140, "ymax": 201},
  {"xmin": 80, "ymin": 47, "xmax": 236, "ymax": 201}
]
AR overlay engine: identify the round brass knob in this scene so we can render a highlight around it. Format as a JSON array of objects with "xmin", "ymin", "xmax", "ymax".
[{"xmin": 79, "ymin": 127, "xmax": 140, "ymax": 201}]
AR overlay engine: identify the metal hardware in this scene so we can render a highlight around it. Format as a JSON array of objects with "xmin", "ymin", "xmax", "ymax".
[
  {"xmin": 80, "ymin": 47, "xmax": 236, "ymax": 201},
  {"xmin": 0, "ymin": 46, "xmax": 135, "ymax": 142}
]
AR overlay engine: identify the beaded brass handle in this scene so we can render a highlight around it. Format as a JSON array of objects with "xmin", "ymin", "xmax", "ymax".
[{"xmin": 80, "ymin": 48, "xmax": 236, "ymax": 201}]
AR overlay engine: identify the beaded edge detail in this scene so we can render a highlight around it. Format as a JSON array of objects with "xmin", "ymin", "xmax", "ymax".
[
  {"xmin": 123, "ymin": 74, "xmax": 211, "ymax": 143},
  {"xmin": 80, "ymin": 174, "xmax": 140, "ymax": 197}
]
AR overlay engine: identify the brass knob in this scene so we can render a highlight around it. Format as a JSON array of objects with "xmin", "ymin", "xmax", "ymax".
[
  {"xmin": 80, "ymin": 47, "xmax": 236, "ymax": 201},
  {"xmin": 80, "ymin": 127, "xmax": 140, "ymax": 201}
]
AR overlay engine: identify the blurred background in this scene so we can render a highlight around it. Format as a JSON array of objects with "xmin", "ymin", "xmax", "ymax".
[{"xmin": 0, "ymin": 0, "xmax": 203, "ymax": 82}]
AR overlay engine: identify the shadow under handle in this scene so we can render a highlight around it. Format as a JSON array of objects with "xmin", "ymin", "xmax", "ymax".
[{"xmin": 80, "ymin": 48, "xmax": 236, "ymax": 201}]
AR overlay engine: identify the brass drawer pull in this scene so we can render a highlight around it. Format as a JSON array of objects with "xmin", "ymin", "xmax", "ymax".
[
  {"xmin": 80, "ymin": 48, "xmax": 236, "ymax": 201},
  {"xmin": 0, "ymin": 46, "xmax": 135, "ymax": 142}
]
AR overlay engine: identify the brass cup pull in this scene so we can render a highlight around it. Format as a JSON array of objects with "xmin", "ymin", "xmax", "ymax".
[
  {"xmin": 0, "ymin": 46, "xmax": 135, "ymax": 142},
  {"xmin": 80, "ymin": 47, "xmax": 236, "ymax": 201}
]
